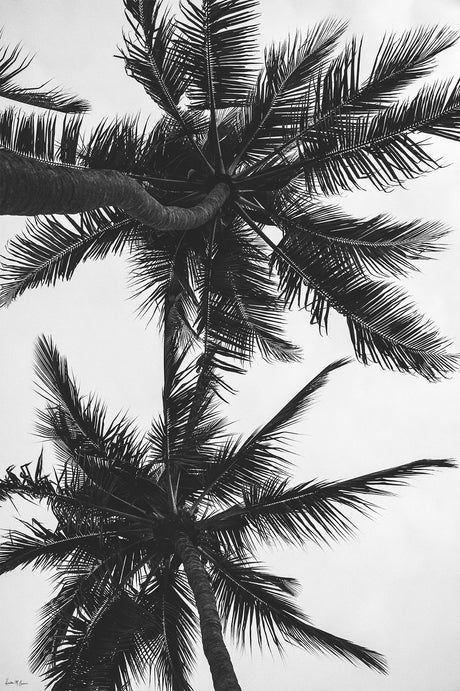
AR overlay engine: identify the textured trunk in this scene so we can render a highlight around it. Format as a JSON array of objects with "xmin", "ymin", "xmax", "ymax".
[
  {"xmin": 0, "ymin": 150, "xmax": 230, "ymax": 230},
  {"xmin": 175, "ymin": 534, "xmax": 242, "ymax": 691}
]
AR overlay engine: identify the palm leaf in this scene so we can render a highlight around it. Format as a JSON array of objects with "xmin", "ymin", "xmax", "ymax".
[
  {"xmin": 157, "ymin": 331, "xmax": 227, "ymax": 472},
  {"xmin": 144, "ymin": 567, "xmax": 198, "ymax": 691},
  {"xmin": 34, "ymin": 336, "xmax": 142, "ymax": 457},
  {"xmin": 204, "ymin": 458, "xmax": 455, "ymax": 547},
  {"xmin": 206, "ymin": 549, "xmax": 386, "ymax": 671},
  {"xmin": 33, "ymin": 337, "xmax": 159, "ymax": 525},
  {"xmin": 311, "ymin": 27, "xmax": 458, "ymax": 122},
  {"xmin": 30, "ymin": 547, "xmax": 163, "ymax": 681},
  {"xmin": 0, "ymin": 107, "xmax": 84, "ymax": 164},
  {"xmin": 273, "ymin": 195, "xmax": 448, "ymax": 278},
  {"xmin": 359, "ymin": 26, "xmax": 458, "ymax": 108},
  {"xmin": 0, "ymin": 37, "xmax": 89, "ymax": 112},
  {"xmin": 298, "ymin": 79, "xmax": 460, "ymax": 196},
  {"xmin": 0, "ymin": 208, "xmax": 137, "ymax": 306},
  {"xmin": 45, "ymin": 573, "xmax": 193, "ymax": 691},
  {"xmin": 124, "ymin": 0, "xmax": 235, "ymax": 171},
  {"xmin": 81, "ymin": 111, "xmax": 209, "ymax": 178},
  {"xmin": 272, "ymin": 229, "xmax": 458, "ymax": 379},
  {"xmin": 122, "ymin": 0, "xmax": 188, "ymax": 118},
  {"xmin": 259, "ymin": 26, "xmax": 458, "ymax": 171},
  {"xmin": 0, "ymin": 521, "xmax": 129, "ymax": 575},
  {"xmin": 82, "ymin": 115, "xmax": 160, "ymax": 174},
  {"xmin": 34, "ymin": 590, "xmax": 162, "ymax": 691},
  {"xmin": 129, "ymin": 226, "xmax": 200, "ymax": 334},
  {"xmin": 230, "ymin": 20, "xmax": 346, "ymax": 169},
  {"xmin": 0, "ymin": 453, "xmax": 54, "ymax": 503},
  {"xmin": 195, "ymin": 218, "xmax": 300, "ymax": 367},
  {"xmin": 194, "ymin": 360, "xmax": 348, "ymax": 505},
  {"xmin": 178, "ymin": 0, "xmax": 260, "ymax": 110}
]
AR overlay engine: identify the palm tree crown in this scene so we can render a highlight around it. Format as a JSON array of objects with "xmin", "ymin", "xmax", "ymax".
[
  {"xmin": 0, "ymin": 335, "xmax": 453, "ymax": 690},
  {"xmin": 0, "ymin": 1, "xmax": 459, "ymax": 378}
]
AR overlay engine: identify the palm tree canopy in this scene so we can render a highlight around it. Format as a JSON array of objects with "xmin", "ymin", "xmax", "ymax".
[
  {"xmin": 0, "ymin": 335, "xmax": 454, "ymax": 690},
  {"xmin": 0, "ymin": 1, "xmax": 460, "ymax": 379}
]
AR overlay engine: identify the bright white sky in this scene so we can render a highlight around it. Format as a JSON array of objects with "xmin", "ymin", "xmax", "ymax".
[{"xmin": 0, "ymin": 1, "xmax": 459, "ymax": 690}]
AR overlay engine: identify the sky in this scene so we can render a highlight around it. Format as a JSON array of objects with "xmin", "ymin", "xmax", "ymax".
[{"xmin": 0, "ymin": 1, "xmax": 459, "ymax": 690}]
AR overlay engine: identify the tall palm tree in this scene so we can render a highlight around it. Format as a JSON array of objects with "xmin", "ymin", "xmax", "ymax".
[
  {"xmin": 0, "ymin": 334, "xmax": 453, "ymax": 691},
  {"xmin": 0, "ymin": 1, "xmax": 459, "ymax": 378}
]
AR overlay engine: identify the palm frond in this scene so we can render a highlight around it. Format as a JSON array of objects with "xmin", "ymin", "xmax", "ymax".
[
  {"xmin": 204, "ymin": 458, "xmax": 455, "ymax": 548},
  {"xmin": 196, "ymin": 218, "xmax": 300, "ymax": 367},
  {"xmin": 376, "ymin": 77, "xmax": 460, "ymax": 142},
  {"xmin": 68, "ymin": 596, "xmax": 152, "ymax": 691},
  {"xmin": 195, "ymin": 360, "xmax": 348, "ymax": 505},
  {"xmin": 0, "ymin": 452, "xmax": 54, "ymax": 503},
  {"xmin": 360, "ymin": 26, "xmax": 458, "ymax": 108},
  {"xmin": 82, "ymin": 114, "xmax": 163, "ymax": 174},
  {"xmin": 206, "ymin": 549, "xmax": 386, "ymax": 671},
  {"xmin": 298, "ymin": 120, "xmax": 434, "ymax": 195},
  {"xmin": 0, "ymin": 107, "xmax": 84, "ymax": 163},
  {"xmin": 38, "ymin": 565, "xmax": 194, "ymax": 691},
  {"xmin": 313, "ymin": 27, "xmax": 458, "ymax": 122},
  {"xmin": 178, "ymin": 0, "xmax": 260, "ymax": 110},
  {"xmin": 298, "ymin": 79, "xmax": 460, "ymax": 196},
  {"xmin": 159, "ymin": 337, "xmax": 227, "ymax": 471},
  {"xmin": 272, "ymin": 230, "xmax": 458, "ymax": 379},
  {"xmin": 0, "ymin": 208, "xmax": 137, "ymax": 306},
  {"xmin": 129, "ymin": 227, "xmax": 200, "ymax": 333},
  {"xmin": 34, "ymin": 589, "xmax": 162, "ymax": 691},
  {"xmin": 231, "ymin": 20, "xmax": 345, "ymax": 169},
  {"xmin": 34, "ymin": 336, "xmax": 149, "ymax": 482},
  {"xmin": 0, "ymin": 37, "xmax": 89, "ymax": 112},
  {"xmin": 0, "ymin": 521, "xmax": 125, "ymax": 575},
  {"xmin": 273, "ymin": 195, "xmax": 448, "ymax": 278},
  {"xmin": 259, "ymin": 26, "xmax": 458, "ymax": 171},
  {"xmin": 122, "ymin": 0, "xmax": 188, "ymax": 118},
  {"xmin": 30, "ymin": 545, "xmax": 164, "ymax": 678}
]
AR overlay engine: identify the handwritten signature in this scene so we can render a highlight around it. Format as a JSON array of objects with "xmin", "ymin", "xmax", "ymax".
[{"xmin": 4, "ymin": 680, "xmax": 28, "ymax": 687}]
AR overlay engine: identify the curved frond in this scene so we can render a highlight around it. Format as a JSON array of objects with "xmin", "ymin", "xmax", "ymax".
[
  {"xmin": 83, "ymin": 115, "xmax": 159, "ymax": 173},
  {"xmin": 272, "ymin": 228, "xmax": 458, "ymax": 379},
  {"xmin": 145, "ymin": 567, "xmax": 198, "ymax": 691},
  {"xmin": 0, "ymin": 521, "xmax": 120, "ymax": 575},
  {"xmin": 33, "ymin": 590, "xmax": 160, "ymax": 691},
  {"xmin": 129, "ymin": 227, "xmax": 200, "ymax": 329},
  {"xmin": 0, "ymin": 208, "xmax": 137, "ymax": 306},
  {"xmin": 0, "ymin": 38, "xmax": 89, "ymax": 113},
  {"xmin": 122, "ymin": 0, "xmax": 188, "ymax": 118},
  {"xmin": 206, "ymin": 549, "xmax": 386, "ymax": 671},
  {"xmin": 255, "ymin": 26, "xmax": 458, "ymax": 171},
  {"xmin": 273, "ymin": 196, "xmax": 448, "ymax": 278},
  {"xmin": 297, "ymin": 80, "xmax": 460, "ymax": 196},
  {"xmin": 308, "ymin": 27, "xmax": 458, "ymax": 125},
  {"xmin": 357, "ymin": 26, "xmax": 458, "ymax": 108},
  {"xmin": 33, "ymin": 567, "xmax": 198, "ymax": 691},
  {"xmin": 194, "ymin": 359, "xmax": 348, "ymax": 505},
  {"xmin": 33, "ymin": 338, "xmax": 159, "ymax": 525},
  {"xmin": 156, "ymin": 336, "xmax": 228, "ymax": 472},
  {"xmin": 204, "ymin": 458, "xmax": 455, "ymax": 548}
]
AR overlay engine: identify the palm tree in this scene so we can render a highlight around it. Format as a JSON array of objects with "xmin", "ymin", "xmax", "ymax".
[
  {"xmin": 0, "ymin": 1, "xmax": 459, "ymax": 378},
  {"xmin": 0, "ymin": 334, "xmax": 454, "ymax": 691}
]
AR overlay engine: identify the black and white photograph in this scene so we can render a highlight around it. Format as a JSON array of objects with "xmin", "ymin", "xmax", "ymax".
[{"xmin": 0, "ymin": 1, "xmax": 459, "ymax": 689}]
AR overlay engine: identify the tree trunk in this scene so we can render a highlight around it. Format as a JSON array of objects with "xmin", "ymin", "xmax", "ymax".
[
  {"xmin": 175, "ymin": 533, "xmax": 242, "ymax": 691},
  {"xmin": 0, "ymin": 150, "xmax": 230, "ymax": 230}
]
